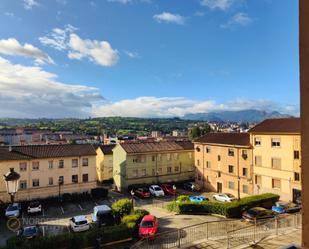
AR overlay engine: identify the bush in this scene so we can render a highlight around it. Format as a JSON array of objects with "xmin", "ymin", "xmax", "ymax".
[
  {"xmin": 91, "ymin": 188, "xmax": 108, "ymax": 199},
  {"xmin": 121, "ymin": 209, "xmax": 149, "ymax": 236},
  {"xmin": 112, "ymin": 198, "xmax": 133, "ymax": 217},
  {"xmin": 175, "ymin": 193, "xmax": 279, "ymax": 218},
  {"xmin": 177, "ymin": 195, "xmax": 190, "ymax": 202}
]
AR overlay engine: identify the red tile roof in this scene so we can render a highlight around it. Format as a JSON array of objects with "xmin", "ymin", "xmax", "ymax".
[
  {"xmin": 194, "ymin": 133, "xmax": 251, "ymax": 147},
  {"xmin": 249, "ymin": 118, "xmax": 300, "ymax": 133},
  {"xmin": 120, "ymin": 141, "xmax": 194, "ymax": 154},
  {"xmin": 0, "ymin": 144, "xmax": 96, "ymax": 161}
]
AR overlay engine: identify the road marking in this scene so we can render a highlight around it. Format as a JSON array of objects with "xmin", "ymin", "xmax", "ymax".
[
  {"xmin": 42, "ymin": 225, "xmax": 45, "ymax": 237},
  {"xmin": 60, "ymin": 206, "xmax": 64, "ymax": 214},
  {"xmin": 42, "ymin": 208, "xmax": 45, "ymax": 217},
  {"xmin": 78, "ymin": 204, "xmax": 83, "ymax": 211}
]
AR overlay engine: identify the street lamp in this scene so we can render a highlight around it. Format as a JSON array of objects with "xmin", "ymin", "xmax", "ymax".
[
  {"xmin": 130, "ymin": 190, "xmax": 135, "ymax": 210},
  {"xmin": 173, "ymin": 185, "xmax": 177, "ymax": 201},
  {"xmin": 3, "ymin": 168, "xmax": 20, "ymax": 203}
]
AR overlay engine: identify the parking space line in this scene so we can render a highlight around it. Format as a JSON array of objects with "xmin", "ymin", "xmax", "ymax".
[
  {"xmin": 42, "ymin": 225, "xmax": 45, "ymax": 237},
  {"xmin": 78, "ymin": 204, "xmax": 83, "ymax": 211},
  {"xmin": 42, "ymin": 208, "xmax": 45, "ymax": 217},
  {"xmin": 60, "ymin": 206, "xmax": 64, "ymax": 214}
]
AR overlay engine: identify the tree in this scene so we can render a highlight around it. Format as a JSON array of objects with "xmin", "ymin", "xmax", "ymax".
[{"xmin": 189, "ymin": 126, "xmax": 201, "ymax": 140}]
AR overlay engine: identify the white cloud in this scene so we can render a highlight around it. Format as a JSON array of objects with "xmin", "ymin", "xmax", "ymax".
[
  {"xmin": 93, "ymin": 96, "xmax": 295, "ymax": 118},
  {"xmin": 0, "ymin": 56, "xmax": 103, "ymax": 118},
  {"xmin": 200, "ymin": 0, "xmax": 242, "ymax": 11},
  {"xmin": 194, "ymin": 11, "xmax": 205, "ymax": 17},
  {"xmin": 107, "ymin": 0, "xmax": 132, "ymax": 3},
  {"xmin": 4, "ymin": 12, "xmax": 15, "ymax": 18},
  {"xmin": 153, "ymin": 12, "xmax": 186, "ymax": 25},
  {"xmin": 124, "ymin": 50, "xmax": 139, "ymax": 58},
  {"xmin": 39, "ymin": 25, "xmax": 119, "ymax": 67},
  {"xmin": 221, "ymin": 12, "xmax": 253, "ymax": 29},
  {"xmin": 68, "ymin": 34, "xmax": 119, "ymax": 66},
  {"xmin": 107, "ymin": 0, "xmax": 152, "ymax": 4},
  {"xmin": 23, "ymin": 0, "xmax": 39, "ymax": 10},
  {"xmin": 0, "ymin": 38, "xmax": 54, "ymax": 65}
]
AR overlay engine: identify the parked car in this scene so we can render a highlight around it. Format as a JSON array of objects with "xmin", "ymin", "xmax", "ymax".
[
  {"xmin": 149, "ymin": 185, "xmax": 165, "ymax": 197},
  {"xmin": 139, "ymin": 215, "xmax": 159, "ymax": 239},
  {"xmin": 160, "ymin": 184, "xmax": 176, "ymax": 195},
  {"xmin": 70, "ymin": 215, "xmax": 90, "ymax": 232},
  {"xmin": 242, "ymin": 207, "xmax": 275, "ymax": 222},
  {"xmin": 189, "ymin": 195, "xmax": 209, "ymax": 203},
  {"xmin": 5, "ymin": 203, "xmax": 21, "ymax": 218},
  {"xmin": 134, "ymin": 187, "xmax": 151, "ymax": 199},
  {"xmin": 183, "ymin": 182, "xmax": 201, "ymax": 192},
  {"xmin": 91, "ymin": 205, "xmax": 115, "ymax": 226},
  {"xmin": 17, "ymin": 226, "xmax": 40, "ymax": 239},
  {"xmin": 213, "ymin": 193, "xmax": 237, "ymax": 202},
  {"xmin": 272, "ymin": 202, "xmax": 301, "ymax": 214},
  {"xmin": 27, "ymin": 201, "xmax": 42, "ymax": 214}
]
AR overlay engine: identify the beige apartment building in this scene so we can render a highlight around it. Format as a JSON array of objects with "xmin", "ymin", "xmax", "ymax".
[
  {"xmin": 194, "ymin": 133, "xmax": 253, "ymax": 198},
  {"xmin": 249, "ymin": 118, "xmax": 301, "ymax": 202},
  {"xmin": 0, "ymin": 144, "xmax": 97, "ymax": 202},
  {"xmin": 95, "ymin": 144, "xmax": 115, "ymax": 182},
  {"xmin": 113, "ymin": 141, "xmax": 195, "ymax": 191}
]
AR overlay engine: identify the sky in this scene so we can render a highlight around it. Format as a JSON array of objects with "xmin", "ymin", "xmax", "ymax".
[{"xmin": 0, "ymin": 0, "xmax": 299, "ymax": 118}]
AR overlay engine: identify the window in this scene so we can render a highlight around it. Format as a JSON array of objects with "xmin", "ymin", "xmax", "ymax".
[
  {"xmin": 158, "ymin": 168, "xmax": 162, "ymax": 174},
  {"xmin": 272, "ymin": 178, "xmax": 281, "ymax": 189},
  {"xmin": 152, "ymin": 168, "xmax": 155, "ymax": 176},
  {"xmin": 82, "ymin": 158, "xmax": 88, "ymax": 166},
  {"xmin": 48, "ymin": 177, "xmax": 53, "ymax": 185},
  {"xmin": 206, "ymin": 161, "xmax": 211, "ymax": 168},
  {"xmin": 242, "ymin": 150, "xmax": 248, "ymax": 160},
  {"xmin": 158, "ymin": 154, "xmax": 162, "ymax": 161},
  {"xmin": 228, "ymin": 165, "xmax": 234, "ymax": 173},
  {"xmin": 72, "ymin": 175, "xmax": 78, "ymax": 183},
  {"xmin": 82, "ymin": 174, "xmax": 88, "ymax": 182},
  {"xmin": 72, "ymin": 159, "xmax": 78, "ymax": 168},
  {"xmin": 141, "ymin": 169, "xmax": 146, "ymax": 176},
  {"xmin": 255, "ymin": 175, "xmax": 262, "ymax": 185},
  {"xmin": 254, "ymin": 137, "xmax": 261, "ymax": 146},
  {"xmin": 243, "ymin": 185, "xmax": 249, "ymax": 194},
  {"xmin": 175, "ymin": 166, "xmax": 179, "ymax": 172},
  {"xmin": 294, "ymin": 172, "xmax": 300, "ymax": 181},
  {"xmin": 197, "ymin": 159, "xmax": 200, "ymax": 166},
  {"xmin": 174, "ymin": 153, "xmax": 179, "ymax": 160},
  {"xmin": 48, "ymin": 160, "xmax": 53, "ymax": 169},
  {"xmin": 152, "ymin": 156, "xmax": 156, "ymax": 162},
  {"xmin": 228, "ymin": 148, "xmax": 234, "ymax": 157},
  {"xmin": 271, "ymin": 138, "xmax": 281, "ymax": 148},
  {"xmin": 59, "ymin": 176, "xmax": 64, "ymax": 184},
  {"xmin": 32, "ymin": 161, "xmax": 39, "ymax": 171},
  {"xmin": 218, "ymin": 155, "xmax": 221, "ymax": 161},
  {"xmin": 188, "ymin": 152, "xmax": 192, "ymax": 159},
  {"xmin": 242, "ymin": 168, "xmax": 248, "ymax": 177},
  {"xmin": 59, "ymin": 160, "xmax": 64, "ymax": 168},
  {"xmin": 167, "ymin": 167, "xmax": 172, "ymax": 173},
  {"xmin": 271, "ymin": 158, "xmax": 281, "ymax": 170},
  {"xmin": 133, "ymin": 158, "xmax": 138, "ymax": 163},
  {"xmin": 20, "ymin": 180, "xmax": 27, "ymax": 189},
  {"xmin": 294, "ymin": 151, "xmax": 300, "ymax": 160},
  {"xmin": 167, "ymin": 154, "xmax": 171, "ymax": 161},
  {"xmin": 218, "ymin": 171, "xmax": 221, "ymax": 178},
  {"xmin": 228, "ymin": 181, "xmax": 235, "ymax": 189},
  {"xmin": 132, "ymin": 169, "xmax": 138, "ymax": 177},
  {"xmin": 255, "ymin": 156, "xmax": 262, "ymax": 166},
  {"xmin": 19, "ymin": 162, "xmax": 27, "ymax": 171},
  {"xmin": 196, "ymin": 147, "xmax": 201, "ymax": 152},
  {"xmin": 32, "ymin": 179, "xmax": 39, "ymax": 187},
  {"xmin": 206, "ymin": 146, "xmax": 211, "ymax": 153}
]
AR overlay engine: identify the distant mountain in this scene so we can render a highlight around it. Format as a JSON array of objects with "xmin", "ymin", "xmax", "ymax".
[{"xmin": 183, "ymin": 109, "xmax": 293, "ymax": 123}]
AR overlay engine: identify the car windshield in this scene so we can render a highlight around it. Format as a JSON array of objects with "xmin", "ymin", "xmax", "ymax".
[
  {"xmin": 140, "ymin": 221, "xmax": 154, "ymax": 228},
  {"xmin": 29, "ymin": 202, "xmax": 40, "ymax": 208},
  {"xmin": 23, "ymin": 227, "xmax": 37, "ymax": 236},
  {"xmin": 75, "ymin": 220, "xmax": 88, "ymax": 225},
  {"xmin": 226, "ymin": 194, "xmax": 234, "ymax": 198},
  {"xmin": 154, "ymin": 187, "xmax": 161, "ymax": 191},
  {"xmin": 7, "ymin": 205, "xmax": 18, "ymax": 211},
  {"xmin": 141, "ymin": 188, "xmax": 149, "ymax": 192}
]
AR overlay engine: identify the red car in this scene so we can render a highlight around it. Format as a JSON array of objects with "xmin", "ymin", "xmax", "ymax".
[
  {"xmin": 139, "ymin": 215, "xmax": 159, "ymax": 239},
  {"xmin": 134, "ymin": 188, "xmax": 151, "ymax": 198},
  {"xmin": 160, "ymin": 184, "xmax": 176, "ymax": 195}
]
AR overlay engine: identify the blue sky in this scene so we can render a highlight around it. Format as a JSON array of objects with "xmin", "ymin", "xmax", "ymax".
[{"xmin": 0, "ymin": 0, "xmax": 299, "ymax": 118}]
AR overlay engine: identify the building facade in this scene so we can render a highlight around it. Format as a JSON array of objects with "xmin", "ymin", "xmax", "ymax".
[
  {"xmin": 249, "ymin": 118, "xmax": 301, "ymax": 202},
  {"xmin": 113, "ymin": 141, "xmax": 195, "ymax": 191},
  {"xmin": 0, "ymin": 144, "xmax": 97, "ymax": 202},
  {"xmin": 95, "ymin": 144, "xmax": 115, "ymax": 182},
  {"xmin": 194, "ymin": 133, "xmax": 253, "ymax": 198}
]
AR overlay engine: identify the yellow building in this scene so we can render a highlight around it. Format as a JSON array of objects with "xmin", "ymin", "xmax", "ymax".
[
  {"xmin": 249, "ymin": 118, "xmax": 301, "ymax": 202},
  {"xmin": 95, "ymin": 144, "xmax": 115, "ymax": 182},
  {"xmin": 113, "ymin": 141, "xmax": 195, "ymax": 191},
  {"xmin": 194, "ymin": 133, "xmax": 253, "ymax": 198},
  {"xmin": 0, "ymin": 144, "xmax": 97, "ymax": 202}
]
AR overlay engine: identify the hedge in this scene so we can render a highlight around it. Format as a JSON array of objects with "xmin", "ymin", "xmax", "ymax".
[
  {"xmin": 4, "ymin": 209, "xmax": 150, "ymax": 249},
  {"xmin": 112, "ymin": 198, "xmax": 133, "ymax": 217},
  {"xmin": 170, "ymin": 193, "xmax": 280, "ymax": 218}
]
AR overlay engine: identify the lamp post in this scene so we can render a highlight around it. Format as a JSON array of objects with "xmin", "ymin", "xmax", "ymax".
[
  {"xmin": 130, "ymin": 190, "xmax": 135, "ymax": 211},
  {"xmin": 173, "ymin": 185, "xmax": 177, "ymax": 202},
  {"xmin": 3, "ymin": 168, "xmax": 20, "ymax": 203}
]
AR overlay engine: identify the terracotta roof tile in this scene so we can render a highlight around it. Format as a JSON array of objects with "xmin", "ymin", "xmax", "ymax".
[
  {"xmin": 194, "ymin": 133, "xmax": 251, "ymax": 147},
  {"xmin": 249, "ymin": 118, "xmax": 300, "ymax": 133}
]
